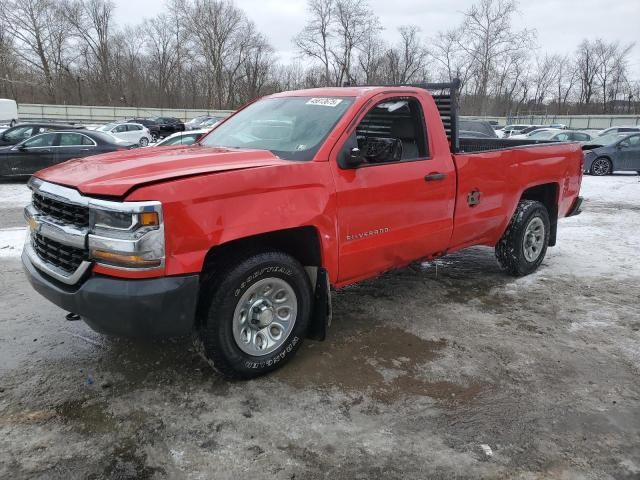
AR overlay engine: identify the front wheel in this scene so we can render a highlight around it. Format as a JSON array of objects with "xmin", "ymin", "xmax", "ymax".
[
  {"xmin": 590, "ymin": 157, "xmax": 612, "ymax": 176},
  {"xmin": 10, "ymin": 119, "xmax": 16, "ymax": 127},
  {"xmin": 194, "ymin": 251, "xmax": 312, "ymax": 379},
  {"xmin": 496, "ymin": 200, "xmax": 551, "ymax": 277}
]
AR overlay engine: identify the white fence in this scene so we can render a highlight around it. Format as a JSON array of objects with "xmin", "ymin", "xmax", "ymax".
[
  {"xmin": 17, "ymin": 103, "xmax": 234, "ymax": 124},
  {"xmin": 16, "ymin": 103, "xmax": 640, "ymax": 130},
  {"xmin": 464, "ymin": 114, "xmax": 640, "ymax": 129}
]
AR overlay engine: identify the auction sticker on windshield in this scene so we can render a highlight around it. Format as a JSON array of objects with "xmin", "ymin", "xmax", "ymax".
[{"xmin": 306, "ymin": 98, "xmax": 344, "ymax": 107}]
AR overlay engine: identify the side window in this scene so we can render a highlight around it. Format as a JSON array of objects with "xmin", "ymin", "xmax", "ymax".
[
  {"xmin": 114, "ymin": 125, "xmax": 127, "ymax": 133},
  {"xmin": 128, "ymin": 124, "xmax": 142, "ymax": 131},
  {"xmin": 555, "ymin": 133, "xmax": 569, "ymax": 141},
  {"xmin": 573, "ymin": 133, "xmax": 589, "ymax": 141},
  {"xmin": 354, "ymin": 97, "xmax": 428, "ymax": 164},
  {"xmin": 82, "ymin": 135, "xmax": 95, "ymax": 146},
  {"xmin": 627, "ymin": 135, "xmax": 640, "ymax": 146},
  {"xmin": 23, "ymin": 133, "xmax": 55, "ymax": 148},
  {"xmin": 59, "ymin": 133, "xmax": 84, "ymax": 146}
]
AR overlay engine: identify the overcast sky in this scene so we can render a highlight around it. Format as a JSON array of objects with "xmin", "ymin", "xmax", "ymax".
[{"xmin": 114, "ymin": 0, "xmax": 640, "ymax": 77}]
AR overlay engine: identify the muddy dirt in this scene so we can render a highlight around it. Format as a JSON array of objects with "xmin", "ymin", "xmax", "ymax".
[{"xmin": 1, "ymin": 175, "xmax": 639, "ymax": 479}]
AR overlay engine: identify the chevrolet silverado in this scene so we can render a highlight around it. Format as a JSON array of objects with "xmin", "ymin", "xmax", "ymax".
[{"xmin": 22, "ymin": 81, "xmax": 584, "ymax": 378}]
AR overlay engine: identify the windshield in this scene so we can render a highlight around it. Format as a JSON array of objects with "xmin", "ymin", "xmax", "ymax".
[
  {"xmin": 97, "ymin": 123, "xmax": 118, "ymax": 132},
  {"xmin": 200, "ymin": 96, "xmax": 355, "ymax": 160},
  {"xmin": 158, "ymin": 133, "xmax": 201, "ymax": 146},
  {"xmin": 590, "ymin": 133, "xmax": 627, "ymax": 146},
  {"xmin": 3, "ymin": 126, "xmax": 33, "ymax": 141}
]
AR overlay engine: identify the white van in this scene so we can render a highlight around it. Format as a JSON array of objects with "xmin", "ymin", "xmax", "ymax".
[{"xmin": 0, "ymin": 99, "xmax": 18, "ymax": 127}]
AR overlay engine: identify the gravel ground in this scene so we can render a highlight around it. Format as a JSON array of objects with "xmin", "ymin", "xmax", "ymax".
[{"xmin": 0, "ymin": 174, "xmax": 639, "ymax": 479}]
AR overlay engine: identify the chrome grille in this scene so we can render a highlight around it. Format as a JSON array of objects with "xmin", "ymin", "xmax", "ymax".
[
  {"xmin": 32, "ymin": 232, "xmax": 87, "ymax": 274},
  {"xmin": 33, "ymin": 192, "xmax": 89, "ymax": 228}
]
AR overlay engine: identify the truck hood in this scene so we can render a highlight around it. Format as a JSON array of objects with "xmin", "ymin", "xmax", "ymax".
[{"xmin": 35, "ymin": 146, "xmax": 290, "ymax": 197}]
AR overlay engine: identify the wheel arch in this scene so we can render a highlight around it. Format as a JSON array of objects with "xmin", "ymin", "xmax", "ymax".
[
  {"xmin": 198, "ymin": 226, "xmax": 331, "ymax": 341},
  {"xmin": 202, "ymin": 226, "xmax": 323, "ymax": 271},
  {"xmin": 519, "ymin": 183, "xmax": 559, "ymax": 246}
]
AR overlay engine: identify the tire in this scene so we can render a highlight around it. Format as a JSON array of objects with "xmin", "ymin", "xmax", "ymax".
[
  {"xmin": 590, "ymin": 157, "xmax": 612, "ymax": 176},
  {"xmin": 194, "ymin": 251, "xmax": 312, "ymax": 379},
  {"xmin": 151, "ymin": 133, "xmax": 159, "ymax": 143},
  {"xmin": 10, "ymin": 119, "xmax": 16, "ymax": 127},
  {"xmin": 139, "ymin": 137, "xmax": 149, "ymax": 147},
  {"xmin": 495, "ymin": 200, "xmax": 551, "ymax": 277}
]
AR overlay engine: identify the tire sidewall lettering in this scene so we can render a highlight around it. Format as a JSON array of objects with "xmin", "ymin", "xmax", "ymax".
[
  {"xmin": 242, "ymin": 336, "xmax": 299, "ymax": 369},
  {"xmin": 234, "ymin": 266, "xmax": 294, "ymax": 297}
]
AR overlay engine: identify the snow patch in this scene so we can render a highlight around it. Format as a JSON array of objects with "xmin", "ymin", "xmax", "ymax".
[
  {"xmin": 0, "ymin": 228, "xmax": 27, "ymax": 257},
  {"xmin": 1, "ymin": 183, "xmax": 31, "ymax": 208}
]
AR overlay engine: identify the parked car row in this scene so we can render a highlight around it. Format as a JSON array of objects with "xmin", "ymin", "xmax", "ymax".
[
  {"xmin": 0, "ymin": 114, "xmax": 223, "ymax": 177},
  {"xmin": 0, "ymin": 129, "xmax": 136, "ymax": 177}
]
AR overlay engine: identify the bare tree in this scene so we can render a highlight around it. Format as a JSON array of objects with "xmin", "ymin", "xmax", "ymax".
[
  {"xmin": 456, "ymin": 0, "xmax": 535, "ymax": 114},
  {"xmin": 575, "ymin": 39, "xmax": 601, "ymax": 108},
  {"xmin": 0, "ymin": 0, "xmax": 72, "ymax": 102},
  {"xmin": 0, "ymin": 0, "xmax": 637, "ymax": 116},
  {"xmin": 330, "ymin": 0, "xmax": 378, "ymax": 85},
  {"xmin": 383, "ymin": 26, "xmax": 429, "ymax": 84},
  {"xmin": 294, "ymin": 0, "xmax": 378, "ymax": 86},
  {"xmin": 294, "ymin": 0, "xmax": 333, "ymax": 86},
  {"xmin": 64, "ymin": 0, "xmax": 117, "ymax": 103}
]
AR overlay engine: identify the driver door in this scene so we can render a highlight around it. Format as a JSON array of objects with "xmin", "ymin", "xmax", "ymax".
[
  {"xmin": 330, "ymin": 94, "xmax": 456, "ymax": 284},
  {"xmin": 9, "ymin": 133, "xmax": 56, "ymax": 175},
  {"xmin": 618, "ymin": 134, "xmax": 640, "ymax": 170}
]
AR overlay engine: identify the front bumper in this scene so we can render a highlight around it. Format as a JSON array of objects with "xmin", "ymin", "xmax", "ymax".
[{"xmin": 22, "ymin": 249, "xmax": 199, "ymax": 337}]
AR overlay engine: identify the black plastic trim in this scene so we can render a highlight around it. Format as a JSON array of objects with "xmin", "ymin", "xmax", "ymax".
[{"xmin": 23, "ymin": 250, "xmax": 199, "ymax": 337}]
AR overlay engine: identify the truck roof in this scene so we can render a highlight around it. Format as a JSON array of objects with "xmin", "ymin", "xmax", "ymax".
[{"xmin": 270, "ymin": 86, "xmax": 427, "ymax": 99}]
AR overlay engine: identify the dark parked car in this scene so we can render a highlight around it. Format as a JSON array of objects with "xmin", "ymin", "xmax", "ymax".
[
  {"xmin": 459, "ymin": 119, "xmax": 498, "ymax": 138},
  {"xmin": 150, "ymin": 116, "xmax": 185, "ymax": 137},
  {"xmin": 0, "ymin": 122, "xmax": 83, "ymax": 146},
  {"xmin": 0, "ymin": 130, "xmax": 135, "ymax": 177},
  {"xmin": 125, "ymin": 118, "xmax": 161, "ymax": 141},
  {"xmin": 583, "ymin": 133, "xmax": 640, "ymax": 175}
]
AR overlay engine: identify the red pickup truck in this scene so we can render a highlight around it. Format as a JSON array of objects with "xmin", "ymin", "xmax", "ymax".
[{"xmin": 23, "ymin": 81, "xmax": 583, "ymax": 378}]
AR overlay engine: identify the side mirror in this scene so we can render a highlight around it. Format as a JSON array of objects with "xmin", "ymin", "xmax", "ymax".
[{"xmin": 339, "ymin": 147, "xmax": 364, "ymax": 169}]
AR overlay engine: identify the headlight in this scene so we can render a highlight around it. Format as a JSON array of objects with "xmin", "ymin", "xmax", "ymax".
[{"xmin": 88, "ymin": 200, "xmax": 164, "ymax": 270}]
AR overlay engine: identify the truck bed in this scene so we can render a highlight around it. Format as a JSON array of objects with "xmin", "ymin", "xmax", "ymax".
[{"xmin": 458, "ymin": 137, "xmax": 556, "ymax": 154}]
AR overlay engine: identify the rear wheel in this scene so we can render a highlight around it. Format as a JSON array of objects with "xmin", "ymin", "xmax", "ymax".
[
  {"xmin": 194, "ymin": 251, "xmax": 312, "ymax": 379},
  {"xmin": 10, "ymin": 119, "xmax": 16, "ymax": 127},
  {"xmin": 496, "ymin": 200, "xmax": 551, "ymax": 277},
  {"xmin": 139, "ymin": 137, "xmax": 149, "ymax": 147},
  {"xmin": 151, "ymin": 133, "xmax": 159, "ymax": 143},
  {"xmin": 590, "ymin": 157, "xmax": 612, "ymax": 176}
]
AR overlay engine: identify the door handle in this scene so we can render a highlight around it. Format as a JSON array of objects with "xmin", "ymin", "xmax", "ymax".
[{"xmin": 424, "ymin": 173, "xmax": 447, "ymax": 182}]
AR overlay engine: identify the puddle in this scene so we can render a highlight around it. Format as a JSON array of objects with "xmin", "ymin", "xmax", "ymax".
[
  {"xmin": 276, "ymin": 324, "xmax": 484, "ymax": 404},
  {"xmin": 55, "ymin": 399, "xmax": 115, "ymax": 433}
]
